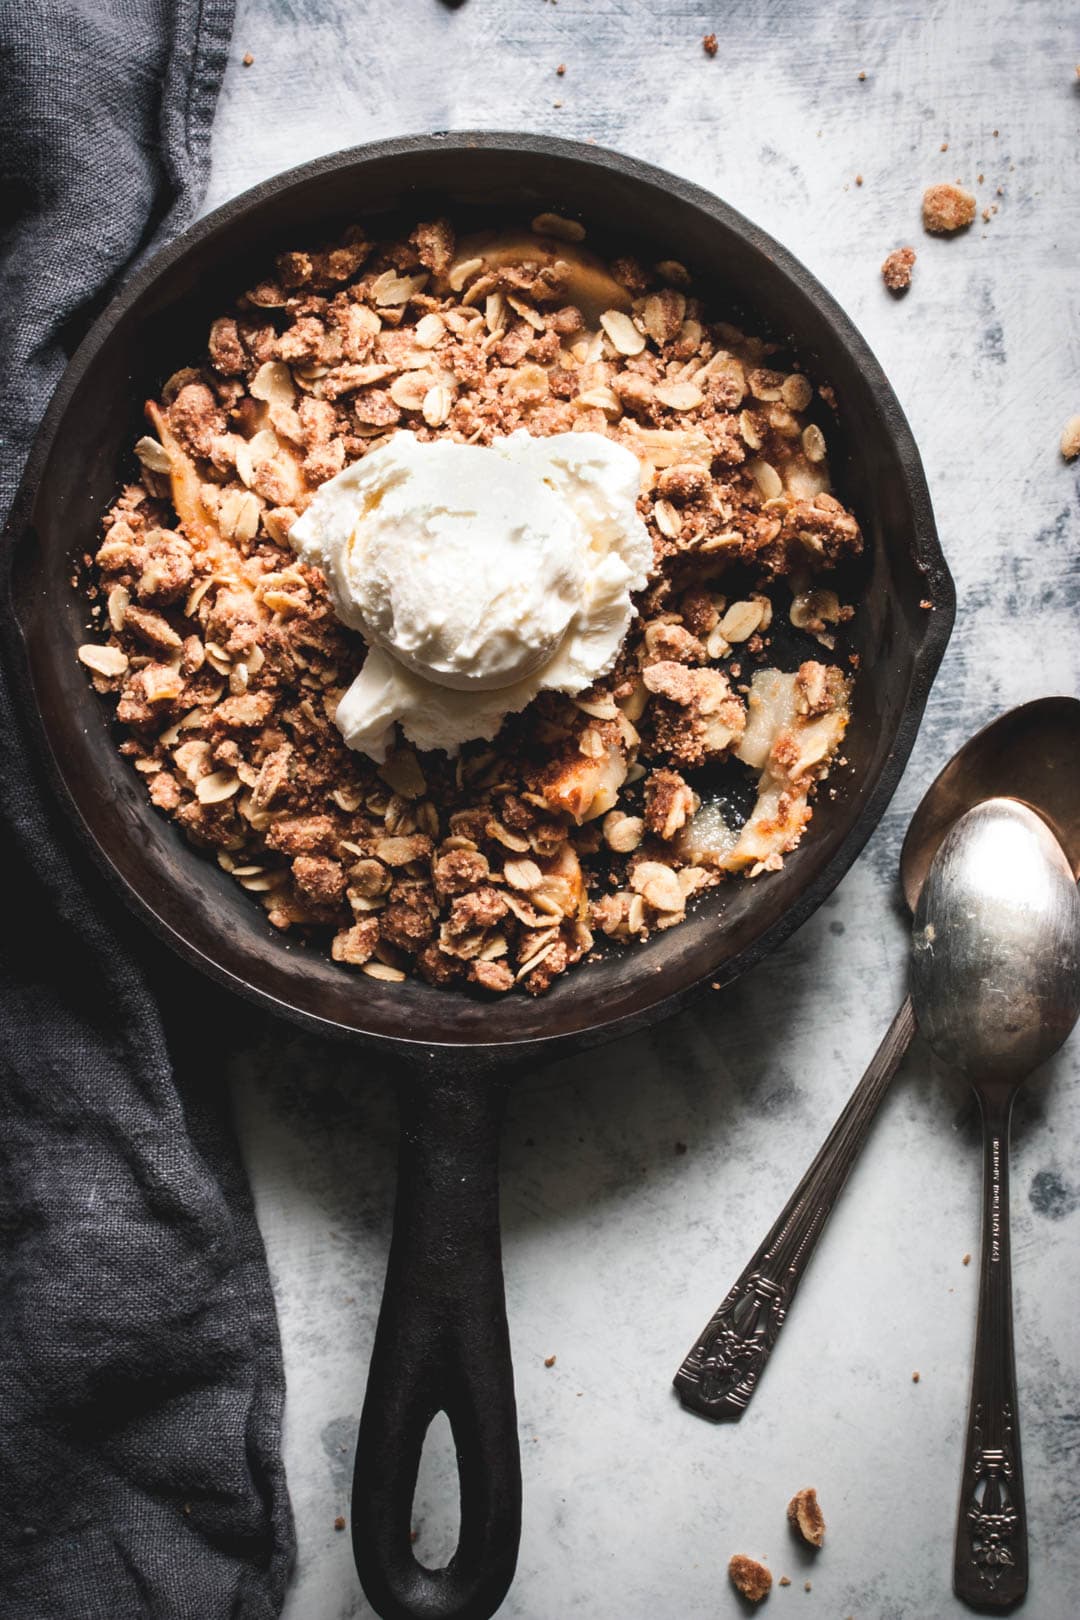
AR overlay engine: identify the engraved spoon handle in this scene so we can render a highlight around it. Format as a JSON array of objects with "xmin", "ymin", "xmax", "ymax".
[
  {"xmin": 673, "ymin": 995, "xmax": 917, "ymax": 1419},
  {"xmin": 953, "ymin": 1088, "xmax": 1027, "ymax": 1609}
]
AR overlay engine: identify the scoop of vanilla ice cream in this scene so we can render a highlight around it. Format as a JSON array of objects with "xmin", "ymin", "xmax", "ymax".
[{"xmin": 289, "ymin": 429, "xmax": 652, "ymax": 761}]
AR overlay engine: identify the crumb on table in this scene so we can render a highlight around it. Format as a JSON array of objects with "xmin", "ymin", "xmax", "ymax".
[
  {"xmin": 1060, "ymin": 415, "xmax": 1080, "ymax": 460},
  {"xmin": 912, "ymin": 1370, "xmax": 921, "ymax": 1383},
  {"xmin": 881, "ymin": 246, "xmax": 916, "ymax": 293},
  {"xmin": 703, "ymin": 33, "xmax": 718, "ymax": 56},
  {"xmin": 333, "ymin": 1515, "xmax": 346, "ymax": 1531},
  {"xmin": 729, "ymin": 1554, "xmax": 772, "ymax": 1603},
  {"xmin": 242, "ymin": 51, "xmax": 253, "ymax": 66},
  {"xmin": 788, "ymin": 1486, "xmax": 826, "ymax": 1548},
  {"xmin": 544, "ymin": 1354, "xmax": 557, "ymax": 1367},
  {"xmin": 922, "ymin": 182, "xmax": 977, "ymax": 233}
]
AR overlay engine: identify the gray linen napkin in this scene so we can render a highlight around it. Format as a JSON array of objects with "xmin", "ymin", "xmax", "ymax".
[{"xmin": 0, "ymin": 3, "xmax": 295, "ymax": 1615}]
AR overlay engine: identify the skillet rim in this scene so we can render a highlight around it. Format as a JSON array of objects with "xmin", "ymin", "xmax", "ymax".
[{"xmin": 2, "ymin": 130, "xmax": 955, "ymax": 1064}]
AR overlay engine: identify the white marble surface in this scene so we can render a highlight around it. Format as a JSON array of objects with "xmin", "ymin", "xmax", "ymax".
[{"xmin": 208, "ymin": 4, "xmax": 1080, "ymax": 1615}]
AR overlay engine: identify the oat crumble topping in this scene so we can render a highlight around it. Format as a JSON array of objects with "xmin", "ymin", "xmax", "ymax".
[{"xmin": 77, "ymin": 214, "xmax": 863, "ymax": 996}]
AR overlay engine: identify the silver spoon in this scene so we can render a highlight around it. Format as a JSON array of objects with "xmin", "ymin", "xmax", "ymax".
[
  {"xmin": 911, "ymin": 798, "xmax": 1080, "ymax": 1609},
  {"xmin": 673, "ymin": 697, "xmax": 1080, "ymax": 1420}
]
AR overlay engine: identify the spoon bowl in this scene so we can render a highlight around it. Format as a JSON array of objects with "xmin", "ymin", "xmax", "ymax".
[{"xmin": 911, "ymin": 797, "xmax": 1080, "ymax": 1084}]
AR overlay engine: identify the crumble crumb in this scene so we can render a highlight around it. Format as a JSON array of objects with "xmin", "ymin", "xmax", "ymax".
[
  {"xmin": 922, "ymin": 183, "xmax": 976, "ymax": 233},
  {"xmin": 1060, "ymin": 415, "xmax": 1080, "ymax": 460},
  {"xmin": 912, "ymin": 1370, "xmax": 921, "ymax": 1383},
  {"xmin": 779, "ymin": 1575, "xmax": 791, "ymax": 1586},
  {"xmin": 787, "ymin": 1487, "xmax": 826, "ymax": 1548},
  {"xmin": 804, "ymin": 1581, "xmax": 812, "ymax": 1592},
  {"xmin": 556, "ymin": 62, "xmax": 566, "ymax": 75},
  {"xmin": 855, "ymin": 174, "xmax": 863, "ymax": 186},
  {"xmin": 940, "ymin": 140, "xmax": 949, "ymax": 151},
  {"xmin": 703, "ymin": 33, "xmax": 718, "ymax": 56},
  {"xmin": 857, "ymin": 69, "xmax": 866, "ymax": 80},
  {"xmin": 544, "ymin": 1354, "xmax": 557, "ymax": 1368},
  {"xmin": 242, "ymin": 51, "xmax": 253, "ymax": 66},
  {"xmin": 729, "ymin": 1555, "xmax": 772, "ymax": 1603},
  {"xmin": 334, "ymin": 1515, "xmax": 346, "ymax": 1531},
  {"xmin": 963, "ymin": 1252, "xmax": 972, "ymax": 1265},
  {"xmin": 881, "ymin": 246, "xmax": 916, "ymax": 293}
]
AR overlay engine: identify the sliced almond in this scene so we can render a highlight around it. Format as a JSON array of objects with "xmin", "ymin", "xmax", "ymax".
[
  {"xmin": 389, "ymin": 372, "xmax": 432, "ymax": 411},
  {"xmin": 196, "ymin": 771, "xmax": 241, "ymax": 805},
  {"xmin": 372, "ymin": 270, "xmax": 428, "ymax": 307},
  {"xmin": 575, "ymin": 386, "xmax": 622, "ymax": 416},
  {"xmin": 106, "ymin": 586, "xmax": 130, "ymax": 632},
  {"xmin": 531, "ymin": 211, "xmax": 586, "ymax": 242},
  {"xmin": 801, "ymin": 422, "xmax": 827, "ymax": 462},
  {"xmin": 504, "ymin": 858, "xmax": 543, "ymax": 891},
  {"xmin": 748, "ymin": 459, "xmax": 784, "ymax": 500},
  {"xmin": 362, "ymin": 961, "xmax": 407, "ymax": 982},
  {"xmin": 134, "ymin": 435, "xmax": 171, "ymax": 474},
  {"xmin": 600, "ymin": 309, "xmax": 645, "ymax": 356},
  {"xmin": 718, "ymin": 599, "xmax": 766, "ymax": 643},
  {"xmin": 447, "ymin": 256, "xmax": 484, "ymax": 293},
  {"xmin": 654, "ymin": 380, "xmax": 705, "ymax": 412},
  {"xmin": 650, "ymin": 502, "xmax": 683, "ymax": 541},
  {"xmin": 78, "ymin": 643, "xmax": 128, "ymax": 678},
  {"xmin": 422, "ymin": 383, "xmax": 453, "ymax": 427},
  {"xmin": 249, "ymin": 361, "xmax": 296, "ymax": 406},
  {"xmin": 414, "ymin": 312, "xmax": 446, "ymax": 348}
]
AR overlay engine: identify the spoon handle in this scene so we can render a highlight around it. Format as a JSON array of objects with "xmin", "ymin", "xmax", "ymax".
[
  {"xmin": 954, "ymin": 1089, "xmax": 1027, "ymax": 1609},
  {"xmin": 673, "ymin": 995, "xmax": 916, "ymax": 1418}
]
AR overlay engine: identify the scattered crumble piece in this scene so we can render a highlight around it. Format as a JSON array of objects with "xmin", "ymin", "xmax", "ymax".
[
  {"xmin": 556, "ymin": 62, "xmax": 566, "ymax": 75},
  {"xmin": 963, "ymin": 1252, "xmax": 972, "ymax": 1265},
  {"xmin": 779, "ymin": 1575, "xmax": 792, "ymax": 1586},
  {"xmin": 855, "ymin": 174, "xmax": 863, "ymax": 186},
  {"xmin": 804, "ymin": 1581, "xmax": 812, "ymax": 1592},
  {"xmin": 787, "ymin": 1487, "xmax": 826, "ymax": 1549},
  {"xmin": 729, "ymin": 1555, "xmax": 772, "ymax": 1603},
  {"xmin": 544, "ymin": 1354, "xmax": 557, "ymax": 1367},
  {"xmin": 923, "ymin": 183, "xmax": 976, "ymax": 233},
  {"xmin": 334, "ymin": 1515, "xmax": 346, "ymax": 1531},
  {"xmin": 857, "ymin": 70, "xmax": 866, "ymax": 80},
  {"xmin": 703, "ymin": 33, "xmax": 718, "ymax": 56},
  {"xmin": 881, "ymin": 247, "xmax": 916, "ymax": 293},
  {"xmin": 242, "ymin": 51, "xmax": 254, "ymax": 66},
  {"xmin": 919, "ymin": 598, "xmax": 933, "ymax": 610},
  {"xmin": 1060, "ymin": 415, "xmax": 1080, "ymax": 460},
  {"xmin": 940, "ymin": 141, "xmax": 949, "ymax": 151},
  {"xmin": 977, "ymin": 172, "xmax": 985, "ymax": 183},
  {"xmin": 912, "ymin": 1370, "xmax": 921, "ymax": 1383}
]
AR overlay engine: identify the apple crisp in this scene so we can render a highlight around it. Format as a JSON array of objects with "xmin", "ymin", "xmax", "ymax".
[{"xmin": 76, "ymin": 212, "xmax": 863, "ymax": 995}]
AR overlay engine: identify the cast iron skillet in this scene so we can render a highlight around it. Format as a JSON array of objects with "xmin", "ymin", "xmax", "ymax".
[{"xmin": 4, "ymin": 133, "xmax": 953, "ymax": 1620}]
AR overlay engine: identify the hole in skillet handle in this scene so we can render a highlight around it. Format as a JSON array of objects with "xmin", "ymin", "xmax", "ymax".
[{"xmin": 351, "ymin": 1063, "xmax": 521, "ymax": 1620}]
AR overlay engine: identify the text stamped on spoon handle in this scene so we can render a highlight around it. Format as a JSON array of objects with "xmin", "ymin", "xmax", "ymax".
[
  {"xmin": 674, "ymin": 996, "xmax": 917, "ymax": 1419},
  {"xmin": 954, "ymin": 1090, "xmax": 1027, "ymax": 1609}
]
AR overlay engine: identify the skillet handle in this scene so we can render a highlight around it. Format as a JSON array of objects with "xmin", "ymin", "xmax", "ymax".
[{"xmin": 352, "ymin": 1068, "xmax": 520, "ymax": 1620}]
